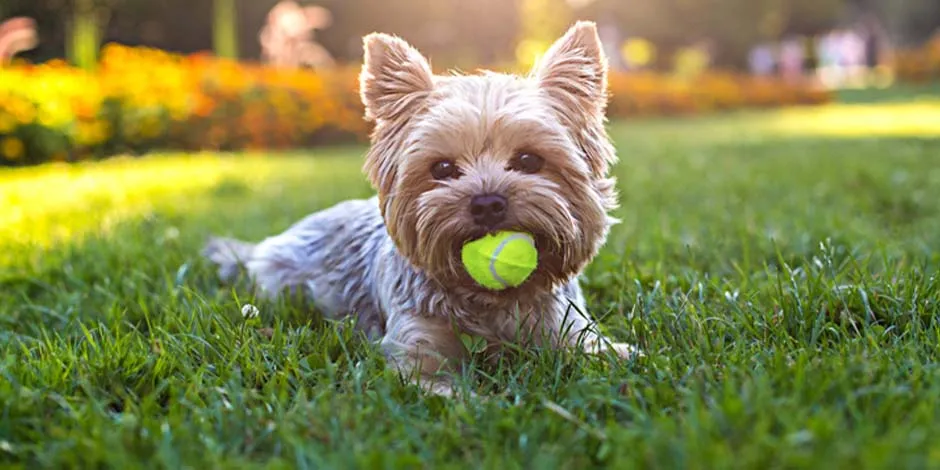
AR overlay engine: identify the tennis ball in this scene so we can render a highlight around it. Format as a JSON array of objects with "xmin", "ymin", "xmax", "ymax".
[{"xmin": 461, "ymin": 231, "xmax": 538, "ymax": 290}]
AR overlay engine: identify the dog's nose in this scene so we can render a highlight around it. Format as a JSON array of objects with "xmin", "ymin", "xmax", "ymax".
[{"xmin": 470, "ymin": 194, "xmax": 508, "ymax": 227}]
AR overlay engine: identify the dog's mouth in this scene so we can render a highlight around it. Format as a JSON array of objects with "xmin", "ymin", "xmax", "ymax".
[
  {"xmin": 465, "ymin": 222, "xmax": 513, "ymax": 241},
  {"xmin": 464, "ymin": 221, "xmax": 548, "ymax": 240},
  {"xmin": 459, "ymin": 225, "xmax": 539, "ymax": 246},
  {"xmin": 448, "ymin": 228, "xmax": 564, "ymax": 289}
]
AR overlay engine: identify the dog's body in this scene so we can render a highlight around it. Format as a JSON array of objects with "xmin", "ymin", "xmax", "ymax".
[{"xmin": 204, "ymin": 21, "xmax": 636, "ymax": 395}]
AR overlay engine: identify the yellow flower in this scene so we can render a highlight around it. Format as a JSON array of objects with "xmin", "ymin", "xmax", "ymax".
[
  {"xmin": 0, "ymin": 113, "xmax": 16, "ymax": 133},
  {"xmin": 38, "ymin": 101, "xmax": 72, "ymax": 129},
  {"xmin": 76, "ymin": 121, "xmax": 110, "ymax": 146},
  {"xmin": 515, "ymin": 39, "xmax": 550, "ymax": 70},
  {"xmin": 621, "ymin": 39, "xmax": 655, "ymax": 67},
  {"xmin": 139, "ymin": 115, "xmax": 162, "ymax": 138},
  {"xmin": 673, "ymin": 47, "xmax": 709, "ymax": 80},
  {"xmin": 9, "ymin": 100, "xmax": 36, "ymax": 125},
  {"xmin": 1, "ymin": 137, "xmax": 25, "ymax": 160},
  {"xmin": 76, "ymin": 122, "xmax": 96, "ymax": 145}
]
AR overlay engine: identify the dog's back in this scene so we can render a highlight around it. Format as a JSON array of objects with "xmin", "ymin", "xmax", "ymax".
[{"xmin": 204, "ymin": 196, "xmax": 390, "ymax": 338}]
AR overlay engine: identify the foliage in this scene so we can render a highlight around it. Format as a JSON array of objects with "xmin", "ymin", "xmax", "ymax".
[
  {"xmin": 581, "ymin": 0, "xmax": 846, "ymax": 69},
  {"xmin": 0, "ymin": 44, "xmax": 368, "ymax": 166},
  {"xmin": 515, "ymin": 0, "xmax": 574, "ymax": 68},
  {"xmin": 7, "ymin": 0, "xmax": 871, "ymax": 70},
  {"xmin": 2, "ymin": 102, "xmax": 940, "ymax": 467},
  {"xmin": 67, "ymin": 0, "xmax": 104, "ymax": 70},
  {"xmin": 867, "ymin": 0, "xmax": 940, "ymax": 47},
  {"xmin": 5, "ymin": 0, "xmax": 520, "ymax": 68},
  {"xmin": 0, "ymin": 44, "xmax": 830, "ymax": 166},
  {"xmin": 893, "ymin": 34, "xmax": 940, "ymax": 83},
  {"xmin": 608, "ymin": 71, "xmax": 831, "ymax": 116},
  {"xmin": 316, "ymin": 0, "xmax": 522, "ymax": 69},
  {"xmin": 212, "ymin": 0, "xmax": 238, "ymax": 59}
]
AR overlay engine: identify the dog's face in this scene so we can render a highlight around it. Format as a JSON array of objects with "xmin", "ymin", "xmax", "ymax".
[{"xmin": 359, "ymin": 22, "xmax": 618, "ymax": 293}]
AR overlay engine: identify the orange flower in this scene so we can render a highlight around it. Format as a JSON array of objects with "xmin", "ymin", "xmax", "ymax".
[{"xmin": 1, "ymin": 137, "xmax": 25, "ymax": 160}]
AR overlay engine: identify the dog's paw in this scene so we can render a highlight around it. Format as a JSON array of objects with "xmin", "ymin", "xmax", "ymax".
[
  {"xmin": 415, "ymin": 377, "xmax": 479, "ymax": 399},
  {"xmin": 586, "ymin": 340, "xmax": 643, "ymax": 360}
]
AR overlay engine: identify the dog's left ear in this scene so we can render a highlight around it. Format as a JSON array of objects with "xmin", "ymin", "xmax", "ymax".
[{"xmin": 533, "ymin": 21, "xmax": 608, "ymax": 119}]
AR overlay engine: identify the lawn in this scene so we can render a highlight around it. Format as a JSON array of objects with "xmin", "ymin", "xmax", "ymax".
[{"xmin": 2, "ymin": 98, "xmax": 940, "ymax": 468}]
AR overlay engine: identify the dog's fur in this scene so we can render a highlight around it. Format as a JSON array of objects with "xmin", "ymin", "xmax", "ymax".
[{"xmin": 203, "ymin": 21, "xmax": 636, "ymax": 396}]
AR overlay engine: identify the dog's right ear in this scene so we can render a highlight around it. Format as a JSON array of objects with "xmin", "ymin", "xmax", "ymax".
[{"xmin": 359, "ymin": 33, "xmax": 434, "ymax": 122}]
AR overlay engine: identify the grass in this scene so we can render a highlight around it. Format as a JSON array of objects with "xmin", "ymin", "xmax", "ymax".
[
  {"xmin": 836, "ymin": 82, "xmax": 940, "ymax": 104},
  {"xmin": 2, "ymin": 97, "xmax": 940, "ymax": 468}
]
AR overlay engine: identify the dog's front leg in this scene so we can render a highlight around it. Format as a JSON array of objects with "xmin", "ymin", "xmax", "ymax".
[
  {"xmin": 380, "ymin": 312, "xmax": 471, "ymax": 397},
  {"xmin": 554, "ymin": 305, "xmax": 640, "ymax": 360}
]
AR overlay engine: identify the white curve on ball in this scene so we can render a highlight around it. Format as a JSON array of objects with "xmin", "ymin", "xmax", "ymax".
[{"xmin": 488, "ymin": 233, "xmax": 535, "ymax": 289}]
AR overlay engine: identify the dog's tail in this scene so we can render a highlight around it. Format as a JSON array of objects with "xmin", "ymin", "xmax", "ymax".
[{"xmin": 202, "ymin": 236, "xmax": 256, "ymax": 282}]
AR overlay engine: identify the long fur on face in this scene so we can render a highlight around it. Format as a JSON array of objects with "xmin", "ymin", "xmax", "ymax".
[{"xmin": 361, "ymin": 22, "xmax": 619, "ymax": 295}]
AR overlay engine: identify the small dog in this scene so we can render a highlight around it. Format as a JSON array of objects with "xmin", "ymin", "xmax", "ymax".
[{"xmin": 203, "ymin": 21, "xmax": 637, "ymax": 396}]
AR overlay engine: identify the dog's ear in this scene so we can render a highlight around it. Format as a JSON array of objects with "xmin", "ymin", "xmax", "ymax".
[
  {"xmin": 533, "ymin": 21, "xmax": 615, "ymax": 177},
  {"xmin": 532, "ymin": 21, "xmax": 608, "ymax": 118},
  {"xmin": 359, "ymin": 33, "xmax": 433, "ymax": 201},
  {"xmin": 359, "ymin": 33, "xmax": 434, "ymax": 122}
]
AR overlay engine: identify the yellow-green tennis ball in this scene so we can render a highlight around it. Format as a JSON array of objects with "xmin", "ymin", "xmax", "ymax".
[{"xmin": 461, "ymin": 231, "xmax": 538, "ymax": 290}]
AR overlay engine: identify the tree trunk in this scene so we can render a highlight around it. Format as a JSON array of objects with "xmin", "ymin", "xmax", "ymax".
[
  {"xmin": 69, "ymin": 0, "xmax": 100, "ymax": 70},
  {"xmin": 213, "ymin": 0, "xmax": 238, "ymax": 59}
]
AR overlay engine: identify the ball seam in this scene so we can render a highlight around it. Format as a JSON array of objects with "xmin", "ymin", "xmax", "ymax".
[{"xmin": 488, "ymin": 233, "xmax": 534, "ymax": 289}]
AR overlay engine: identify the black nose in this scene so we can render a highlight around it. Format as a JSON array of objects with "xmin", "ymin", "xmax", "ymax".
[{"xmin": 470, "ymin": 194, "xmax": 508, "ymax": 227}]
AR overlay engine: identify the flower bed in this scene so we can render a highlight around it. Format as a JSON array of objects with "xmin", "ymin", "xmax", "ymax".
[
  {"xmin": 0, "ymin": 45, "xmax": 368, "ymax": 166},
  {"xmin": 894, "ymin": 36, "xmax": 940, "ymax": 84},
  {"xmin": 0, "ymin": 44, "xmax": 831, "ymax": 166},
  {"xmin": 607, "ymin": 71, "xmax": 830, "ymax": 117}
]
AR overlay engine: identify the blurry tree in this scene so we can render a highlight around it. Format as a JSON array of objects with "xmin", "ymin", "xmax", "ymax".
[
  {"xmin": 1, "ymin": 0, "xmax": 262, "ymax": 62},
  {"xmin": 1, "ymin": 0, "xmax": 523, "ymax": 67},
  {"xmin": 860, "ymin": 0, "xmax": 940, "ymax": 46},
  {"xmin": 516, "ymin": 0, "xmax": 574, "ymax": 69},
  {"xmin": 68, "ymin": 0, "xmax": 103, "ymax": 69},
  {"xmin": 314, "ymin": 0, "xmax": 520, "ymax": 68},
  {"xmin": 104, "ymin": 0, "xmax": 217, "ymax": 53},
  {"xmin": 581, "ymin": 0, "xmax": 846, "ymax": 69},
  {"xmin": 788, "ymin": 0, "xmax": 847, "ymax": 34},
  {"xmin": 10, "ymin": 0, "xmax": 916, "ymax": 71},
  {"xmin": 214, "ymin": 0, "xmax": 238, "ymax": 58},
  {"xmin": 3, "ymin": 0, "xmax": 147, "ymax": 68}
]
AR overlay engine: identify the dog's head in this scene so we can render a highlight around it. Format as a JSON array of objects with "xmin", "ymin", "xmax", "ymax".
[{"xmin": 359, "ymin": 21, "xmax": 618, "ymax": 293}]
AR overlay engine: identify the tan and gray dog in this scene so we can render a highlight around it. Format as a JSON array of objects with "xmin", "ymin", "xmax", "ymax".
[{"xmin": 204, "ymin": 21, "xmax": 637, "ymax": 396}]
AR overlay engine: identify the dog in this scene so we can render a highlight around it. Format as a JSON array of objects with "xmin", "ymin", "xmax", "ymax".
[{"xmin": 203, "ymin": 21, "xmax": 637, "ymax": 396}]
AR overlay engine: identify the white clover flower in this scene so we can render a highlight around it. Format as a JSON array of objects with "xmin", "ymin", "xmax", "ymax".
[{"xmin": 241, "ymin": 304, "xmax": 260, "ymax": 319}]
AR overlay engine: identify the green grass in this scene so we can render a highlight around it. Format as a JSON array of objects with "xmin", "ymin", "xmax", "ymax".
[
  {"xmin": 836, "ymin": 82, "xmax": 940, "ymax": 104},
  {"xmin": 2, "ymin": 99, "xmax": 940, "ymax": 468}
]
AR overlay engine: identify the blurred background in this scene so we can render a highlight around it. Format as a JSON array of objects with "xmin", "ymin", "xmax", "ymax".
[{"xmin": 0, "ymin": 0, "xmax": 938, "ymax": 165}]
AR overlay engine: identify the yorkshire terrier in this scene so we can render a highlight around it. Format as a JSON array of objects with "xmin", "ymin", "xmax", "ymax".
[{"xmin": 203, "ymin": 21, "xmax": 637, "ymax": 396}]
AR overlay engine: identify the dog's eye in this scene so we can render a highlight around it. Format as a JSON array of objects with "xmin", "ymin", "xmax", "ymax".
[
  {"xmin": 430, "ymin": 160, "xmax": 460, "ymax": 180},
  {"xmin": 509, "ymin": 153, "xmax": 544, "ymax": 174}
]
